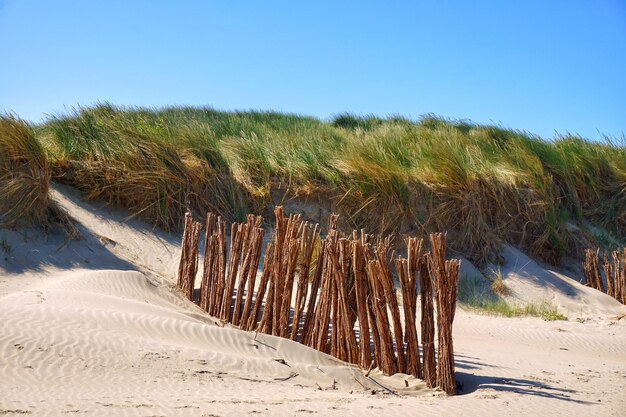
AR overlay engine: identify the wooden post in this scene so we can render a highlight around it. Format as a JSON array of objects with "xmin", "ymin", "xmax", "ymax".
[
  {"xmin": 271, "ymin": 207, "xmax": 287, "ymax": 335},
  {"xmin": 210, "ymin": 218, "xmax": 228, "ymax": 317},
  {"xmin": 583, "ymin": 248, "xmax": 605, "ymax": 293},
  {"xmin": 611, "ymin": 248, "xmax": 626, "ymax": 305},
  {"xmin": 421, "ymin": 254, "xmax": 436, "ymax": 388},
  {"xmin": 279, "ymin": 238, "xmax": 301, "ymax": 337},
  {"xmin": 429, "ymin": 232, "xmax": 460, "ymax": 395},
  {"xmin": 233, "ymin": 219, "xmax": 264, "ymax": 326},
  {"xmin": 311, "ymin": 240, "xmax": 333, "ymax": 353},
  {"xmin": 406, "ymin": 237, "xmax": 423, "ymax": 379},
  {"xmin": 617, "ymin": 249, "xmax": 626, "ymax": 304},
  {"xmin": 617, "ymin": 248, "xmax": 626, "ymax": 304},
  {"xmin": 291, "ymin": 223, "xmax": 318, "ymax": 341},
  {"xmin": 198, "ymin": 212, "xmax": 217, "ymax": 311},
  {"xmin": 221, "ymin": 222, "xmax": 249, "ymax": 321},
  {"xmin": 375, "ymin": 239, "xmax": 406, "ymax": 374},
  {"xmin": 603, "ymin": 255, "xmax": 615, "ymax": 299},
  {"xmin": 366, "ymin": 259, "xmax": 397, "ymax": 375},
  {"xmin": 367, "ymin": 290, "xmax": 382, "ymax": 368},
  {"xmin": 397, "ymin": 240, "xmax": 422, "ymax": 379},
  {"xmin": 302, "ymin": 240, "xmax": 326, "ymax": 346},
  {"xmin": 258, "ymin": 238, "xmax": 278, "ymax": 334},
  {"xmin": 177, "ymin": 212, "xmax": 203, "ymax": 301},
  {"xmin": 330, "ymin": 238, "xmax": 358, "ymax": 364},
  {"xmin": 243, "ymin": 242, "xmax": 273, "ymax": 330},
  {"xmin": 352, "ymin": 236, "xmax": 372, "ymax": 369}
]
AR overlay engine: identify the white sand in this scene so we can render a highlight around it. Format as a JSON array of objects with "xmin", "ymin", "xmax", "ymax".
[{"xmin": 0, "ymin": 185, "xmax": 624, "ymax": 416}]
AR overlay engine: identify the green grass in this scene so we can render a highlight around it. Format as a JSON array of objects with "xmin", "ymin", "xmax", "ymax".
[
  {"xmin": 0, "ymin": 114, "xmax": 77, "ymax": 235},
  {"xmin": 459, "ymin": 274, "xmax": 567, "ymax": 321},
  {"xmin": 10, "ymin": 103, "xmax": 622, "ymax": 264}
]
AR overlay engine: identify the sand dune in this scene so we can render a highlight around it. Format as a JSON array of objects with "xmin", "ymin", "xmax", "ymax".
[
  {"xmin": 0, "ymin": 186, "xmax": 624, "ymax": 416},
  {"xmin": 495, "ymin": 244, "xmax": 625, "ymax": 319}
]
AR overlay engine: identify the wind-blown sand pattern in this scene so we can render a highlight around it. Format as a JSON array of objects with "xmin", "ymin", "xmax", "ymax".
[{"xmin": 1, "ymin": 185, "xmax": 625, "ymax": 416}]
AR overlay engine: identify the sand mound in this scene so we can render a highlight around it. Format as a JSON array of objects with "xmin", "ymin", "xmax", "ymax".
[{"xmin": 495, "ymin": 245, "xmax": 626, "ymax": 319}]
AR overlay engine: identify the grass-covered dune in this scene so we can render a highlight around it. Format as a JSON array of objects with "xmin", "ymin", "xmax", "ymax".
[{"xmin": 2, "ymin": 104, "xmax": 625, "ymax": 265}]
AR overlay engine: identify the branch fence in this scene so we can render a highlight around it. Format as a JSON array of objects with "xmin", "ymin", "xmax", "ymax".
[
  {"xmin": 176, "ymin": 207, "xmax": 461, "ymax": 394},
  {"xmin": 583, "ymin": 248, "xmax": 626, "ymax": 304}
]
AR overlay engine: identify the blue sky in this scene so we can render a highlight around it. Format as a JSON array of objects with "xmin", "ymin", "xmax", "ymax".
[{"xmin": 1, "ymin": 0, "xmax": 624, "ymax": 140}]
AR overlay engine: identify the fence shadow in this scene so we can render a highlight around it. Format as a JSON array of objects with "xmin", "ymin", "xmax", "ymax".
[{"xmin": 455, "ymin": 370, "xmax": 593, "ymax": 404}]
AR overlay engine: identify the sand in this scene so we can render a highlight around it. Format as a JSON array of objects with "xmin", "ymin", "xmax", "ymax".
[{"xmin": 0, "ymin": 185, "xmax": 624, "ymax": 416}]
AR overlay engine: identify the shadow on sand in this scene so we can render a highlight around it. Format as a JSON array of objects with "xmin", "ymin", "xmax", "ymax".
[{"xmin": 455, "ymin": 367, "xmax": 593, "ymax": 405}]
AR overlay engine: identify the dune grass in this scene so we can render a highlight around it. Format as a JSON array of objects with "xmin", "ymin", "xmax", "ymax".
[
  {"xmin": 0, "ymin": 114, "xmax": 54, "ymax": 227},
  {"xmin": 0, "ymin": 114, "xmax": 78, "ymax": 236},
  {"xmin": 458, "ymin": 274, "xmax": 567, "ymax": 321},
  {"xmin": 25, "ymin": 104, "xmax": 625, "ymax": 264}
]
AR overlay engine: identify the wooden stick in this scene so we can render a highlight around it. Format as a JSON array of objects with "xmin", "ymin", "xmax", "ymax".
[
  {"xmin": 291, "ymin": 223, "xmax": 318, "ymax": 341},
  {"xmin": 211, "ymin": 218, "xmax": 228, "ymax": 317},
  {"xmin": 233, "ymin": 221, "xmax": 264, "ymax": 326},
  {"xmin": 397, "ymin": 254, "xmax": 420, "ymax": 379},
  {"xmin": 302, "ymin": 240, "xmax": 326, "ymax": 346},
  {"xmin": 221, "ymin": 222, "xmax": 247, "ymax": 321},
  {"xmin": 583, "ymin": 248, "xmax": 604, "ymax": 292},
  {"xmin": 616, "ymin": 249, "xmax": 626, "ymax": 304},
  {"xmin": 176, "ymin": 212, "xmax": 203, "ymax": 301},
  {"xmin": 244, "ymin": 242, "xmax": 274, "ymax": 331},
  {"xmin": 198, "ymin": 212, "xmax": 217, "ymax": 311},
  {"xmin": 366, "ymin": 259, "xmax": 397, "ymax": 375},
  {"xmin": 271, "ymin": 207, "xmax": 287, "ymax": 335},
  {"xmin": 312, "ymin": 241, "xmax": 333, "ymax": 353},
  {"xmin": 406, "ymin": 237, "xmax": 423, "ymax": 379},
  {"xmin": 429, "ymin": 232, "xmax": 460, "ymax": 395},
  {"xmin": 278, "ymin": 238, "xmax": 301, "ymax": 337},
  {"xmin": 338, "ymin": 238, "xmax": 359, "ymax": 363},
  {"xmin": 420, "ymin": 253, "xmax": 436, "ymax": 388},
  {"xmin": 375, "ymin": 239, "xmax": 406, "ymax": 374},
  {"xmin": 617, "ymin": 248, "xmax": 626, "ymax": 304},
  {"xmin": 353, "ymin": 237, "xmax": 372, "ymax": 369},
  {"xmin": 603, "ymin": 255, "xmax": 615, "ymax": 299}
]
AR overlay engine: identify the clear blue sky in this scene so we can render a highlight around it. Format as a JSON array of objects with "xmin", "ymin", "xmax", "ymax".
[{"xmin": 1, "ymin": 0, "xmax": 625, "ymax": 140}]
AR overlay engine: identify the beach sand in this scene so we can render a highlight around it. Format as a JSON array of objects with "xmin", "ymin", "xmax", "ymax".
[{"xmin": 1, "ymin": 185, "xmax": 624, "ymax": 416}]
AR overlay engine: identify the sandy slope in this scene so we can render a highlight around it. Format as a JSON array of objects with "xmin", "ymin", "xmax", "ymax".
[{"xmin": 0, "ymin": 185, "xmax": 624, "ymax": 416}]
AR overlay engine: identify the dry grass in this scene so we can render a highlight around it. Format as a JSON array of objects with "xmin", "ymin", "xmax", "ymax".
[
  {"xmin": 0, "ymin": 115, "xmax": 77, "ymax": 236},
  {"xmin": 0, "ymin": 114, "xmax": 51, "ymax": 227},
  {"xmin": 489, "ymin": 268, "xmax": 512, "ymax": 296}
]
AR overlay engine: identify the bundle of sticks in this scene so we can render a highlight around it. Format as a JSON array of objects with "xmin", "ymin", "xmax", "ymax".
[
  {"xmin": 176, "ymin": 207, "xmax": 462, "ymax": 394},
  {"xmin": 583, "ymin": 247, "xmax": 626, "ymax": 304}
]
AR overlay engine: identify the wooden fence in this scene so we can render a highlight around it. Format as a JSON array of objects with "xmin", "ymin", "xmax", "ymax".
[
  {"xmin": 583, "ymin": 248, "xmax": 626, "ymax": 304},
  {"xmin": 176, "ymin": 207, "xmax": 461, "ymax": 395}
]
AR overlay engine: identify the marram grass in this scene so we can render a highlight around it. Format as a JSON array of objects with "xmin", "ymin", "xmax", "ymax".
[
  {"xmin": 0, "ymin": 114, "xmax": 77, "ymax": 234},
  {"xmin": 0, "ymin": 115, "xmax": 51, "ymax": 227},
  {"xmin": 458, "ymin": 274, "xmax": 567, "ymax": 321},
  {"xmin": 23, "ymin": 104, "xmax": 626, "ymax": 264}
]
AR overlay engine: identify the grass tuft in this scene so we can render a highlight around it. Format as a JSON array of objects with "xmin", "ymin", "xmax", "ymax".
[
  {"xmin": 458, "ymin": 274, "xmax": 567, "ymax": 320},
  {"xmin": 0, "ymin": 114, "xmax": 51, "ymax": 227},
  {"xmin": 489, "ymin": 268, "xmax": 511, "ymax": 297}
]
